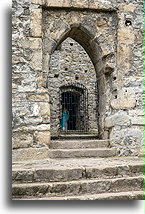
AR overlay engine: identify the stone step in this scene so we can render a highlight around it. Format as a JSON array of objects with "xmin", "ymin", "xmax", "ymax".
[
  {"xmin": 51, "ymin": 134, "xmax": 99, "ymax": 140},
  {"xmin": 12, "ymin": 163, "xmax": 144, "ymax": 184},
  {"xmin": 13, "ymin": 191, "xmax": 144, "ymax": 200},
  {"xmin": 50, "ymin": 139, "xmax": 110, "ymax": 149},
  {"xmin": 12, "ymin": 175, "xmax": 143, "ymax": 198},
  {"xmin": 48, "ymin": 148, "xmax": 117, "ymax": 158}
]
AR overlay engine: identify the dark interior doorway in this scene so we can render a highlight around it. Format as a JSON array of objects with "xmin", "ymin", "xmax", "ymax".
[
  {"xmin": 60, "ymin": 84, "xmax": 88, "ymax": 132},
  {"xmin": 61, "ymin": 92, "xmax": 79, "ymax": 131}
]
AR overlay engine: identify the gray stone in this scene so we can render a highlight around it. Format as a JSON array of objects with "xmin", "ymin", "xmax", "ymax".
[
  {"xmin": 111, "ymin": 88, "xmax": 136, "ymax": 110},
  {"xmin": 30, "ymin": 8, "xmax": 42, "ymax": 37},
  {"xmin": 48, "ymin": 148, "xmax": 117, "ymax": 158},
  {"xmin": 105, "ymin": 112, "xmax": 130, "ymax": 128},
  {"xmin": 42, "ymin": 37, "xmax": 56, "ymax": 54},
  {"xmin": 12, "ymin": 148, "xmax": 49, "ymax": 162},
  {"xmin": 12, "ymin": 133, "xmax": 33, "ymax": 149},
  {"xmin": 12, "ymin": 175, "xmax": 143, "ymax": 198},
  {"xmin": 21, "ymin": 191, "xmax": 143, "ymax": 200},
  {"xmin": 110, "ymin": 128, "xmax": 143, "ymax": 156},
  {"xmin": 131, "ymin": 117, "xmax": 144, "ymax": 126},
  {"xmin": 50, "ymin": 139, "xmax": 109, "ymax": 149}
]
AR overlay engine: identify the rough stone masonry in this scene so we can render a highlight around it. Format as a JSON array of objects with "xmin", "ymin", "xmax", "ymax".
[{"xmin": 12, "ymin": 0, "xmax": 144, "ymax": 159}]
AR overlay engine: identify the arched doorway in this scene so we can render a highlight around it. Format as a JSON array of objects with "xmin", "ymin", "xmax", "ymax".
[
  {"xmin": 43, "ymin": 15, "xmax": 116, "ymax": 139},
  {"xmin": 60, "ymin": 83, "xmax": 88, "ymax": 132},
  {"xmin": 48, "ymin": 37, "xmax": 98, "ymax": 135}
]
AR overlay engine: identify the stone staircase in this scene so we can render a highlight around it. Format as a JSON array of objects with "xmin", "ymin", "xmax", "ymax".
[
  {"xmin": 12, "ymin": 134, "xmax": 144, "ymax": 200},
  {"xmin": 48, "ymin": 134, "xmax": 116, "ymax": 158}
]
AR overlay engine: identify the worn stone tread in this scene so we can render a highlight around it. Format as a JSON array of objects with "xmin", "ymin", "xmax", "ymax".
[
  {"xmin": 12, "ymin": 157, "xmax": 143, "ymax": 168},
  {"xmin": 48, "ymin": 148, "xmax": 117, "ymax": 158},
  {"xmin": 12, "ymin": 175, "xmax": 143, "ymax": 198},
  {"xmin": 12, "ymin": 162, "xmax": 144, "ymax": 184},
  {"xmin": 50, "ymin": 139, "xmax": 110, "ymax": 149},
  {"xmin": 13, "ymin": 191, "xmax": 143, "ymax": 200},
  {"xmin": 12, "ymin": 175, "xmax": 144, "ymax": 187}
]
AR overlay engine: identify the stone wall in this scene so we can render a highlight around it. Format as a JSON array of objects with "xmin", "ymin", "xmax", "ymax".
[
  {"xmin": 12, "ymin": 0, "xmax": 50, "ymax": 151},
  {"xmin": 12, "ymin": 0, "xmax": 144, "ymax": 156},
  {"xmin": 108, "ymin": 0, "xmax": 144, "ymax": 156}
]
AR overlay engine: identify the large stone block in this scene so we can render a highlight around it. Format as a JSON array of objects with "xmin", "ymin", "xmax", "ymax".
[
  {"xmin": 110, "ymin": 127, "xmax": 143, "ymax": 156},
  {"xmin": 119, "ymin": 5, "xmax": 136, "ymax": 13},
  {"xmin": 131, "ymin": 117, "xmax": 144, "ymax": 126},
  {"xmin": 21, "ymin": 37, "xmax": 42, "ymax": 71},
  {"xmin": 30, "ymin": 50, "xmax": 42, "ymax": 71},
  {"xmin": 118, "ymin": 28, "xmax": 134, "ymax": 44},
  {"xmin": 117, "ymin": 45, "xmax": 133, "ymax": 70},
  {"xmin": 111, "ymin": 88, "xmax": 136, "ymax": 110},
  {"xmin": 21, "ymin": 37, "xmax": 42, "ymax": 49},
  {"xmin": 39, "ymin": 103, "xmax": 50, "ymax": 120},
  {"xmin": 17, "ymin": 85, "xmax": 37, "ymax": 93},
  {"xmin": 31, "ymin": 0, "xmax": 117, "ymax": 10},
  {"xmin": 43, "ymin": 37, "xmax": 56, "ymax": 54},
  {"xmin": 14, "ymin": 124, "xmax": 50, "ymax": 132},
  {"xmin": 105, "ymin": 113, "xmax": 130, "ymax": 128},
  {"xmin": 27, "ymin": 94, "xmax": 50, "ymax": 102},
  {"xmin": 12, "ymin": 147, "xmax": 49, "ymax": 162},
  {"xmin": 34, "ymin": 131, "xmax": 51, "ymax": 146},
  {"xmin": 12, "ymin": 133, "xmax": 33, "ymax": 149},
  {"xmin": 31, "ymin": 8, "xmax": 42, "ymax": 38}
]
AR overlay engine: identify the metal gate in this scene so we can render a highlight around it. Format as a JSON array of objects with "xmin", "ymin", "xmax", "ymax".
[{"xmin": 60, "ymin": 83, "xmax": 88, "ymax": 132}]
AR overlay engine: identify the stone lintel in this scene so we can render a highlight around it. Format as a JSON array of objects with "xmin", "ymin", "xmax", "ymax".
[{"xmin": 31, "ymin": 0, "xmax": 117, "ymax": 11}]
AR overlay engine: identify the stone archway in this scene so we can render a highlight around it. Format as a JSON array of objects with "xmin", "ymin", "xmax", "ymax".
[
  {"xmin": 42, "ymin": 9, "xmax": 117, "ymax": 139},
  {"xmin": 48, "ymin": 36, "xmax": 98, "ymax": 135},
  {"xmin": 12, "ymin": 0, "xmax": 144, "ymax": 159}
]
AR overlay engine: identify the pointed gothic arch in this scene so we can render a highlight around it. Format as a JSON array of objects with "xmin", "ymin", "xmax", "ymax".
[
  {"xmin": 52, "ymin": 25, "xmax": 103, "ymax": 71},
  {"xmin": 44, "ymin": 25, "xmax": 108, "ymax": 138}
]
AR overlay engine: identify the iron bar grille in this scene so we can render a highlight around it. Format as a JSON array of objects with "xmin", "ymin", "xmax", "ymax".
[{"xmin": 59, "ymin": 83, "xmax": 88, "ymax": 132}]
